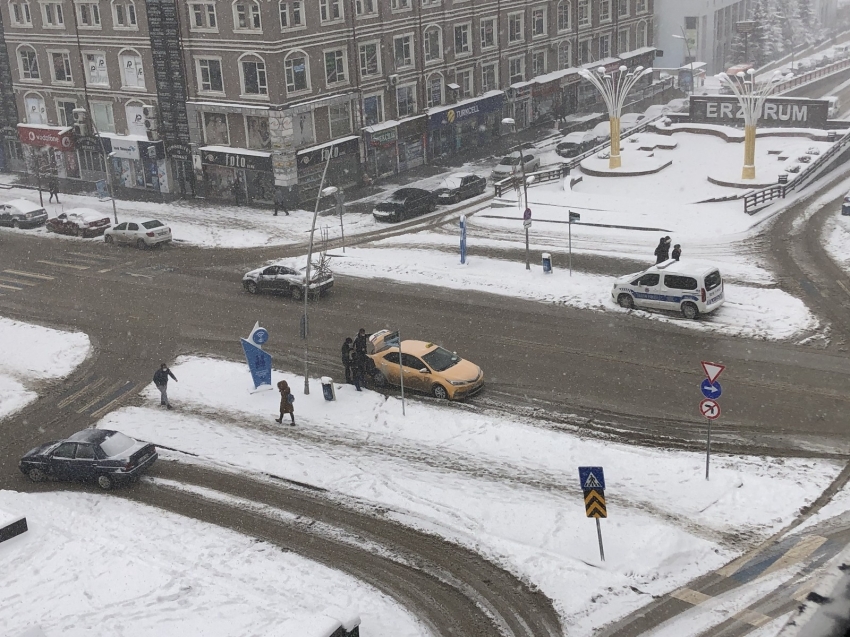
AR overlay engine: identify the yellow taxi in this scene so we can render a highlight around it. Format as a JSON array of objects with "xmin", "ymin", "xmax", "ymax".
[{"xmin": 366, "ymin": 329, "xmax": 484, "ymax": 400}]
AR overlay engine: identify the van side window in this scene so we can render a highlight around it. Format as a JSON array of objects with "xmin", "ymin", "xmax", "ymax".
[
  {"xmin": 664, "ymin": 275, "xmax": 697, "ymax": 290},
  {"xmin": 704, "ymin": 271, "xmax": 722, "ymax": 291},
  {"xmin": 632, "ymin": 273, "xmax": 660, "ymax": 287}
]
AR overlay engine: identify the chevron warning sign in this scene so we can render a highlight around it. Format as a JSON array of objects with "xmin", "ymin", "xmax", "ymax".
[{"xmin": 584, "ymin": 489, "xmax": 607, "ymax": 519}]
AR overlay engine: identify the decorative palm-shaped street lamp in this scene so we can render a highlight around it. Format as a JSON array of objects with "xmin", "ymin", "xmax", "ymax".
[
  {"xmin": 578, "ymin": 65, "xmax": 654, "ymax": 169},
  {"xmin": 716, "ymin": 70, "xmax": 785, "ymax": 180}
]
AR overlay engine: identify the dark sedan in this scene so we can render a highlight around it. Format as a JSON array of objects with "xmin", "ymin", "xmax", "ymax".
[
  {"xmin": 372, "ymin": 188, "xmax": 436, "ymax": 223},
  {"xmin": 20, "ymin": 429, "xmax": 157, "ymax": 490},
  {"xmin": 0, "ymin": 199, "xmax": 48, "ymax": 229},
  {"xmin": 434, "ymin": 173, "xmax": 487, "ymax": 205}
]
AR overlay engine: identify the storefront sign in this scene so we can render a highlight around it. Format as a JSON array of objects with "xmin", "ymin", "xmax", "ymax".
[
  {"xmin": 17, "ymin": 125, "xmax": 74, "ymax": 150},
  {"xmin": 110, "ymin": 138, "xmax": 140, "ymax": 160},
  {"xmin": 201, "ymin": 147, "xmax": 272, "ymax": 172},
  {"xmin": 166, "ymin": 143, "xmax": 191, "ymax": 160},
  {"xmin": 428, "ymin": 94, "xmax": 504, "ymax": 129},
  {"xmin": 368, "ymin": 127, "xmax": 398, "ymax": 147},
  {"xmin": 75, "ymin": 136, "xmax": 109, "ymax": 153},
  {"xmin": 297, "ymin": 136, "xmax": 359, "ymax": 168},
  {"xmin": 1, "ymin": 126, "xmax": 18, "ymax": 141},
  {"xmin": 690, "ymin": 96, "xmax": 828, "ymax": 128}
]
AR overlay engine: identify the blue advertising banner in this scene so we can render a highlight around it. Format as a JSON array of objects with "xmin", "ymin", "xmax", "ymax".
[{"xmin": 241, "ymin": 339, "xmax": 272, "ymax": 389}]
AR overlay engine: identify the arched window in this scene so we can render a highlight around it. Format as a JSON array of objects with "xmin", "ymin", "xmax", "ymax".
[
  {"xmin": 284, "ymin": 50, "xmax": 310, "ymax": 94},
  {"xmin": 239, "ymin": 53, "xmax": 268, "ymax": 96},
  {"xmin": 17, "ymin": 45, "xmax": 40, "ymax": 80},
  {"xmin": 10, "ymin": 0, "xmax": 32, "ymax": 26},
  {"xmin": 118, "ymin": 48, "xmax": 145, "ymax": 89},
  {"xmin": 233, "ymin": 0, "xmax": 261, "ymax": 30},
  {"xmin": 125, "ymin": 99, "xmax": 146, "ymax": 135},
  {"xmin": 558, "ymin": 41, "xmax": 571, "ymax": 70},
  {"xmin": 636, "ymin": 21, "xmax": 647, "ymax": 48},
  {"xmin": 557, "ymin": 1, "xmax": 570, "ymax": 32},
  {"xmin": 426, "ymin": 72, "xmax": 443, "ymax": 107},
  {"xmin": 424, "ymin": 25, "xmax": 442, "ymax": 62},
  {"xmin": 112, "ymin": 1, "xmax": 137, "ymax": 28},
  {"xmin": 24, "ymin": 92, "xmax": 46, "ymax": 124}
]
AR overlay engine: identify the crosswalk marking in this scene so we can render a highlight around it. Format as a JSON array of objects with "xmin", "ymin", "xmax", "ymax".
[
  {"xmin": 733, "ymin": 608, "xmax": 773, "ymax": 627},
  {"xmin": 76, "ymin": 380, "xmax": 127, "ymax": 413},
  {"xmin": 90, "ymin": 382, "xmax": 144, "ymax": 419},
  {"xmin": 0, "ymin": 282, "xmax": 22, "ymax": 291},
  {"xmin": 670, "ymin": 588, "xmax": 712, "ymax": 605},
  {"xmin": 762, "ymin": 536, "xmax": 827, "ymax": 577},
  {"xmin": 57, "ymin": 377, "xmax": 107, "ymax": 409},
  {"xmin": 36, "ymin": 260, "xmax": 89, "ymax": 270},
  {"xmin": 67, "ymin": 252, "xmax": 117, "ymax": 261},
  {"xmin": 3, "ymin": 269, "xmax": 54, "ymax": 280},
  {"xmin": 0, "ymin": 277, "xmax": 36, "ymax": 286}
]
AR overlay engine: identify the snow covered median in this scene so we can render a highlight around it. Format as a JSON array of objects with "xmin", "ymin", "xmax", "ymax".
[{"xmin": 97, "ymin": 357, "xmax": 842, "ymax": 636}]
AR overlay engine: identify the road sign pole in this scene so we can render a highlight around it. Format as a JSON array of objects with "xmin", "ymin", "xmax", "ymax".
[
  {"xmin": 398, "ymin": 330, "xmax": 405, "ymax": 416},
  {"xmin": 568, "ymin": 219, "xmax": 573, "ymax": 277},
  {"xmin": 706, "ymin": 420, "xmax": 711, "ymax": 480},
  {"xmin": 525, "ymin": 225, "xmax": 530, "ymax": 271},
  {"xmin": 595, "ymin": 518, "xmax": 605, "ymax": 561}
]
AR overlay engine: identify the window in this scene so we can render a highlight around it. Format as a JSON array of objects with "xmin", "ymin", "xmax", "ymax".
[
  {"xmin": 391, "ymin": 0, "xmax": 410, "ymax": 8},
  {"xmin": 53, "ymin": 443, "xmax": 75, "ymax": 459},
  {"xmin": 80, "ymin": 149, "xmax": 105, "ymax": 172},
  {"xmin": 85, "ymin": 52, "xmax": 108, "ymax": 85},
  {"xmin": 284, "ymin": 53, "xmax": 308, "ymax": 93},
  {"xmin": 319, "ymin": 0, "xmax": 342, "ymax": 22},
  {"xmin": 704, "ymin": 271, "xmax": 722, "ymax": 291},
  {"xmin": 456, "ymin": 69, "xmax": 472, "ymax": 97},
  {"xmin": 324, "ymin": 49, "xmax": 346, "ymax": 84},
  {"xmin": 618, "ymin": 29, "xmax": 629, "ymax": 54},
  {"xmin": 363, "ymin": 93, "xmax": 383, "ymax": 126},
  {"xmin": 234, "ymin": 1, "xmax": 261, "ymax": 30},
  {"xmin": 396, "ymin": 84, "xmax": 416, "ymax": 117},
  {"xmin": 578, "ymin": 39, "xmax": 590, "ymax": 64},
  {"xmin": 197, "ymin": 58, "xmax": 224, "ymax": 93},
  {"xmin": 633, "ymin": 273, "xmax": 659, "ymax": 287},
  {"xmin": 508, "ymin": 13, "xmax": 523, "ymax": 43},
  {"xmin": 599, "ymin": 35, "xmax": 610, "ymax": 59},
  {"xmin": 355, "ymin": 0, "xmax": 375, "ymax": 15},
  {"xmin": 75, "ymin": 444, "xmax": 96, "ymax": 460},
  {"xmin": 203, "ymin": 112, "xmax": 229, "ymax": 145},
  {"xmin": 558, "ymin": 42, "xmax": 571, "ymax": 69},
  {"xmin": 600, "ymin": 0, "xmax": 610, "ymax": 22},
  {"xmin": 113, "ymin": 1, "xmax": 137, "ymax": 27},
  {"xmin": 120, "ymin": 51, "xmax": 145, "ymax": 88},
  {"xmin": 241, "ymin": 56, "xmax": 267, "ymax": 95},
  {"xmin": 421, "ymin": 0, "xmax": 440, "ymax": 6},
  {"xmin": 424, "ymin": 26, "xmax": 441, "ymax": 62},
  {"xmin": 636, "ymin": 21, "xmax": 647, "ymax": 47},
  {"xmin": 618, "ymin": 0, "xmax": 629, "ymax": 17},
  {"xmin": 359, "ymin": 42, "xmax": 380, "ymax": 77},
  {"xmin": 24, "ymin": 93, "xmax": 46, "ymax": 123},
  {"xmin": 10, "ymin": 0, "xmax": 32, "ymax": 25},
  {"xmin": 532, "ymin": 51, "xmax": 545, "ymax": 76},
  {"xmin": 246, "ymin": 115, "xmax": 271, "ymax": 149},
  {"xmin": 664, "ymin": 275, "xmax": 698, "ymax": 291},
  {"xmin": 531, "ymin": 7, "xmax": 546, "ymax": 37},
  {"xmin": 509, "ymin": 56, "xmax": 524, "ymax": 83},
  {"xmin": 685, "ymin": 16, "xmax": 697, "ymax": 30},
  {"xmin": 279, "ymin": 0, "xmax": 304, "ymax": 27},
  {"xmin": 51, "ymin": 51, "xmax": 72, "ymax": 82},
  {"xmin": 394, "ymin": 35, "xmax": 413, "ymax": 68},
  {"xmin": 42, "ymin": 2, "xmax": 64, "ymax": 26},
  {"xmin": 18, "ymin": 47, "xmax": 39, "ymax": 80},
  {"xmin": 126, "ymin": 102, "xmax": 145, "ymax": 135},
  {"xmin": 91, "ymin": 102, "xmax": 115, "ymax": 133},
  {"xmin": 78, "ymin": 2, "xmax": 101, "ymax": 27},
  {"xmin": 578, "ymin": 0, "xmax": 589, "ymax": 26},
  {"xmin": 329, "ymin": 103, "xmax": 351, "ymax": 137},
  {"xmin": 480, "ymin": 17, "xmax": 496, "ymax": 49},
  {"xmin": 454, "ymin": 23, "xmax": 470, "ymax": 56},
  {"xmin": 57, "ymin": 100, "xmax": 76, "ymax": 126},
  {"xmin": 557, "ymin": 1, "xmax": 570, "ymax": 31},
  {"xmin": 637, "ymin": 0, "xmax": 647, "ymax": 12},
  {"xmin": 426, "ymin": 74, "xmax": 442, "ymax": 107},
  {"xmin": 482, "ymin": 62, "xmax": 497, "ymax": 92},
  {"xmin": 189, "ymin": 2, "xmax": 217, "ymax": 29}
]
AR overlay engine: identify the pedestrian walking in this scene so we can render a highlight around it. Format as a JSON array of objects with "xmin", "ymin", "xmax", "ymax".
[
  {"xmin": 153, "ymin": 363, "xmax": 177, "ymax": 409},
  {"xmin": 342, "ymin": 337, "xmax": 354, "ymax": 384},
  {"xmin": 654, "ymin": 236, "xmax": 671, "ymax": 264},
  {"xmin": 274, "ymin": 188, "xmax": 289, "ymax": 216},
  {"xmin": 671, "ymin": 244, "xmax": 682, "ymax": 261},
  {"xmin": 275, "ymin": 379, "xmax": 295, "ymax": 425},
  {"xmin": 232, "ymin": 176, "xmax": 243, "ymax": 206},
  {"xmin": 48, "ymin": 178, "xmax": 60, "ymax": 204},
  {"xmin": 353, "ymin": 328, "xmax": 368, "ymax": 390}
]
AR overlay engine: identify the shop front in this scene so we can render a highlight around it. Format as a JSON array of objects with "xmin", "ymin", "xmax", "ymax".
[
  {"xmin": 427, "ymin": 92, "xmax": 504, "ymax": 161},
  {"xmin": 17, "ymin": 124, "xmax": 78, "ymax": 183},
  {"xmin": 295, "ymin": 135, "xmax": 360, "ymax": 205},
  {"xmin": 397, "ymin": 115, "xmax": 426, "ymax": 173},
  {"xmin": 506, "ymin": 84, "xmax": 533, "ymax": 130},
  {"xmin": 200, "ymin": 146, "xmax": 274, "ymax": 204},
  {"xmin": 363, "ymin": 123, "xmax": 398, "ymax": 179},
  {"xmin": 1, "ymin": 126, "xmax": 23, "ymax": 173},
  {"xmin": 103, "ymin": 133, "xmax": 169, "ymax": 196}
]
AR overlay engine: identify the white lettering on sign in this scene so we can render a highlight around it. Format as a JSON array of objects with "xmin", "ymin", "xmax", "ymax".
[
  {"xmin": 763, "ymin": 103, "xmax": 777, "ymax": 119},
  {"xmin": 720, "ymin": 103, "xmax": 734, "ymax": 119},
  {"xmin": 321, "ymin": 146, "xmax": 340, "ymax": 162},
  {"xmin": 793, "ymin": 105, "xmax": 808, "ymax": 121},
  {"xmin": 455, "ymin": 104, "xmax": 480, "ymax": 119},
  {"xmin": 706, "ymin": 103, "xmax": 718, "ymax": 118},
  {"xmin": 226, "ymin": 154, "xmax": 247, "ymax": 168},
  {"xmin": 702, "ymin": 100, "xmax": 814, "ymax": 123}
]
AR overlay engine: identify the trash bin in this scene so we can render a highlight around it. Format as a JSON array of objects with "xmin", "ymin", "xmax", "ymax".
[
  {"xmin": 321, "ymin": 376, "xmax": 336, "ymax": 401},
  {"xmin": 542, "ymin": 252, "xmax": 552, "ymax": 274}
]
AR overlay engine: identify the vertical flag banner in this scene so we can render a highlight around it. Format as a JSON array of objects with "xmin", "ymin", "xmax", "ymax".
[{"xmin": 242, "ymin": 322, "xmax": 273, "ymax": 389}]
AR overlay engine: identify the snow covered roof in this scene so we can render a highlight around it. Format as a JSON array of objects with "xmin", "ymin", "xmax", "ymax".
[
  {"xmin": 619, "ymin": 46, "xmax": 657, "ymax": 60},
  {"xmin": 296, "ymin": 135, "xmax": 359, "ymax": 156},
  {"xmin": 426, "ymin": 90, "xmax": 504, "ymax": 117},
  {"xmin": 200, "ymin": 145, "xmax": 272, "ymax": 158},
  {"xmin": 363, "ymin": 120, "xmax": 400, "ymax": 133},
  {"xmin": 4, "ymin": 198, "xmax": 44, "ymax": 213},
  {"xmin": 99, "ymin": 132, "xmax": 149, "ymax": 143}
]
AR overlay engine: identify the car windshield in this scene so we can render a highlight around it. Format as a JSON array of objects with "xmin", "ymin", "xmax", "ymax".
[
  {"xmin": 422, "ymin": 346, "xmax": 460, "ymax": 372},
  {"xmin": 442, "ymin": 176, "xmax": 463, "ymax": 189},
  {"xmin": 704, "ymin": 270, "xmax": 722, "ymax": 291},
  {"xmin": 99, "ymin": 431, "xmax": 136, "ymax": 457},
  {"xmin": 376, "ymin": 202, "xmax": 403, "ymax": 211},
  {"xmin": 499, "ymin": 156, "xmax": 521, "ymax": 166},
  {"xmin": 142, "ymin": 220, "xmax": 164, "ymax": 229}
]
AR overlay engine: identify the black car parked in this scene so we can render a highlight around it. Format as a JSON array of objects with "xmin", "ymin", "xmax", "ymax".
[
  {"xmin": 372, "ymin": 188, "xmax": 436, "ymax": 223},
  {"xmin": 434, "ymin": 173, "xmax": 488, "ymax": 205},
  {"xmin": 20, "ymin": 429, "xmax": 157, "ymax": 490},
  {"xmin": 0, "ymin": 198, "xmax": 48, "ymax": 229}
]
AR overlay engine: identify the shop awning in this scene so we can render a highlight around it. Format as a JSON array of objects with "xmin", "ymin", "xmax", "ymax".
[
  {"xmin": 17, "ymin": 124, "xmax": 74, "ymax": 150},
  {"xmin": 295, "ymin": 135, "xmax": 359, "ymax": 157},
  {"xmin": 199, "ymin": 145, "xmax": 273, "ymax": 171}
]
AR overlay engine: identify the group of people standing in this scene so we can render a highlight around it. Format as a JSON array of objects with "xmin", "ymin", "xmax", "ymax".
[
  {"xmin": 341, "ymin": 329, "xmax": 369, "ymax": 391},
  {"xmin": 654, "ymin": 236, "xmax": 682, "ymax": 264}
]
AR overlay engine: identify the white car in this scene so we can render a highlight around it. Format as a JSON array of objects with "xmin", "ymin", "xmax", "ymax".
[
  {"xmin": 490, "ymin": 151, "xmax": 541, "ymax": 181},
  {"xmin": 611, "ymin": 260, "xmax": 725, "ymax": 319},
  {"xmin": 242, "ymin": 258, "xmax": 334, "ymax": 300},
  {"xmin": 104, "ymin": 219, "xmax": 172, "ymax": 248}
]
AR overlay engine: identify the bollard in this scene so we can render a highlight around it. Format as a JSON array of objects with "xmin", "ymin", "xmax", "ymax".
[{"xmin": 542, "ymin": 252, "xmax": 552, "ymax": 274}]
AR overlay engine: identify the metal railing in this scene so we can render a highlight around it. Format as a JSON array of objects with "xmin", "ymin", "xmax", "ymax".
[
  {"xmin": 775, "ymin": 56, "xmax": 850, "ymax": 94},
  {"xmin": 494, "ymin": 164, "xmax": 570, "ymax": 197}
]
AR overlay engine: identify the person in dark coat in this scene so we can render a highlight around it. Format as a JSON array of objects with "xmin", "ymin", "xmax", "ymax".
[
  {"xmin": 353, "ymin": 328, "xmax": 368, "ymax": 389},
  {"xmin": 153, "ymin": 363, "xmax": 177, "ymax": 409},
  {"xmin": 232, "ymin": 176, "xmax": 243, "ymax": 206},
  {"xmin": 48, "ymin": 178, "xmax": 60, "ymax": 203},
  {"xmin": 342, "ymin": 338, "xmax": 354, "ymax": 384},
  {"xmin": 274, "ymin": 188, "xmax": 289, "ymax": 216},
  {"xmin": 654, "ymin": 236, "xmax": 671, "ymax": 264},
  {"xmin": 275, "ymin": 379, "xmax": 295, "ymax": 426},
  {"xmin": 671, "ymin": 244, "xmax": 682, "ymax": 261}
]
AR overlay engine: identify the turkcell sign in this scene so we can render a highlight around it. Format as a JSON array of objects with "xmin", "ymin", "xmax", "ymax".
[
  {"xmin": 689, "ymin": 96, "xmax": 829, "ymax": 128},
  {"xmin": 241, "ymin": 339, "xmax": 273, "ymax": 389}
]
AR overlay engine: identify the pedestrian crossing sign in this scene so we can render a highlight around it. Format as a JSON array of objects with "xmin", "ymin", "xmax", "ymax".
[{"xmin": 579, "ymin": 466, "xmax": 606, "ymax": 491}]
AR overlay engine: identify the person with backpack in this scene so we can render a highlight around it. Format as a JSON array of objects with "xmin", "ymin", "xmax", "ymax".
[{"xmin": 275, "ymin": 379, "xmax": 295, "ymax": 426}]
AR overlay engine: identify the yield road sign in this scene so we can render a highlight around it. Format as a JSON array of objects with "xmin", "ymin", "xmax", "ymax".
[
  {"xmin": 700, "ymin": 379, "xmax": 722, "ymax": 399},
  {"xmin": 579, "ymin": 466, "xmax": 606, "ymax": 490},
  {"xmin": 699, "ymin": 398, "xmax": 721, "ymax": 420},
  {"xmin": 701, "ymin": 361, "xmax": 725, "ymax": 384},
  {"xmin": 584, "ymin": 489, "xmax": 607, "ymax": 518}
]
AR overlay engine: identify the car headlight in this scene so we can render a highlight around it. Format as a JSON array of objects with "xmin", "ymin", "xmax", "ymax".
[{"xmin": 449, "ymin": 379, "xmax": 469, "ymax": 386}]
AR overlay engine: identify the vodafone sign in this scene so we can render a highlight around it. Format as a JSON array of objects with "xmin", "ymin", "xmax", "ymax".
[{"xmin": 17, "ymin": 125, "xmax": 75, "ymax": 150}]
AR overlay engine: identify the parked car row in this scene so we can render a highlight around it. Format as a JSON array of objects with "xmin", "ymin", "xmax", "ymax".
[{"xmin": 372, "ymin": 172, "xmax": 488, "ymax": 223}]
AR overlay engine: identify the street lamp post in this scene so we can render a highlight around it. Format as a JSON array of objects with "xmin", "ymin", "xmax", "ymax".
[
  {"xmin": 717, "ymin": 70, "xmax": 785, "ymax": 180},
  {"xmin": 672, "ymin": 30, "xmax": 695, "ymax": 95},
  {"xmin": 501, "ymin": 117, "xmax": 532, "ymax": 270},
  {"xmin": 578, "ymin": 65, "xmax": 654, "ymax": 169}
]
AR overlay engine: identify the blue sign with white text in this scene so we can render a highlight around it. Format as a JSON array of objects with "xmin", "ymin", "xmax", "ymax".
[
  {"xmin": 241, "ymin": 338, "xmax": 272, "ymax": 389},
  {"xmin": 579, "ymin": 466, "xmax": 606, "ymax": 490},
  {"xmin": 700, "ymin": 379, "xmax": 722, "ymax": 399}
]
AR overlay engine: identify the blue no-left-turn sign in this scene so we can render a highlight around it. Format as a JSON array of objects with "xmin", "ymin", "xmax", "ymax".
[
  {"xmin": 252, "ymin": 328, "xmax": 269, "ymax": 345},
  {"xmin": 700, "ymin": 379, "xmax": 722, "ymax": 399}
]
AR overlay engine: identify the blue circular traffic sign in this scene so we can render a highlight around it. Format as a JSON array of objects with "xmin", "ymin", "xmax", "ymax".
[
  {"xmin": 700, "ymin": 379, "xmax": 722, "ymax": 399},
  {"xmin": 252, "ymin": 328, "xmax": 269, "ymax": 345}
]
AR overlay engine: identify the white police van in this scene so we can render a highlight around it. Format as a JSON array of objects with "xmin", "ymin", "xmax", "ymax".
[{"xmin": 612, "ymin": 260, "xmax": 724, "ymax": 319}]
